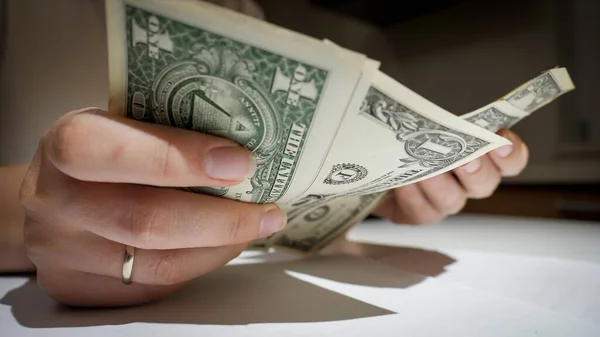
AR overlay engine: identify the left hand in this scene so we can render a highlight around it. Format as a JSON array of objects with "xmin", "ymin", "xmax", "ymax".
[{"xmin": 373, "ymin": 129, "xmax": 529, "ymax": 225}]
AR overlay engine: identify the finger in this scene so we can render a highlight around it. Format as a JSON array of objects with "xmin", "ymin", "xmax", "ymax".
[
  {"xmin": 36, "ymin": 268, "xmax": 177, "ymax": 307},
  {"xmin": 52, "ymin": 179, "xmax": 286, "ymax": 249},
  {"xmin": 418, "ymin": 172, "xmax": 467, "ymax": 216},
  {"xmin": 454, "ymin": 155, "xmax": 502, "ymax": 199},
  {"xmin": 22, "ymin": 154, "xmax": 286, "ymax": 250},
  {"xmin": 30, "ymin": 229, "xmax": 247, "ymax": 287},
  {"xmin": 489, "ymin": 129, "xmax": 529, "ymax": 177},
  {"xmin": 43, "ymin": 107, "xmax": 256, "ymax": 187},
  {"xmin": 372, "ymin": 183, "xmax": 444, "ymax": 225}
]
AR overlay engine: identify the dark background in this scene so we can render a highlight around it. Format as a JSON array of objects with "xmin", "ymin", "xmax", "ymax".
[{"xmin": 257, "ymin": 0, "xmax": 600, "ymax": 221}]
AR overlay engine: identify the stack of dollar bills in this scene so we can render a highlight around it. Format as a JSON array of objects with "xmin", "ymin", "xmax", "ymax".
[{"xmin": 104, "ymin": 0, "xmax": 575, "ymax": 254}]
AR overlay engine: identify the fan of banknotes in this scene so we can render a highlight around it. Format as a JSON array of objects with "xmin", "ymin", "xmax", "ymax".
[{"xmin": 104, "ymin": 0, "xmax": 575, "ymax": 254}]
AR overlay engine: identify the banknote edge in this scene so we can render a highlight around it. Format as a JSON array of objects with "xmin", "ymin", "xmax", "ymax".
[
  {"xmin": 270, "ymin": 191, "xmax": 390, "ymax": 255},
  {"xmin": 283, "ymin": 56, "xmax": 382, "ymax": 204},
  {"xmin": 372, "ymin": 71, "xmax": 512, "ymax": 147},
  {"xmin": 105, "ymin": 0, "xmax": 128, "ymax": 117}
]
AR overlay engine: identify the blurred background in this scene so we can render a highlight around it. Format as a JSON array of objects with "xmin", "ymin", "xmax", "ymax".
[
  {"xmin": 1, "ymin": 0, "xmax": 598, "ymax": 221},
  {"xmin": 256, "ymin": 0, "xmax": 600, "ymax": 221}
]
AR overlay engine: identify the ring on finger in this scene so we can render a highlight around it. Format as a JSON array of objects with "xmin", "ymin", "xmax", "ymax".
[{"xmin": 122, "ymin": 245, "xmax": 135, "ymax": 285}]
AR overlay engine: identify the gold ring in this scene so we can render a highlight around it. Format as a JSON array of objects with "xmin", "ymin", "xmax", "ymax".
[{"xmin": 122, "ymin": 245, "xmax": 135, "ymax": 285}]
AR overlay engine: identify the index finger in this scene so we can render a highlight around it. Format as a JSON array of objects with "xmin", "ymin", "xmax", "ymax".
[{"xmin": 44, "ymin": 108, "xmax": 256, "ymax": 187}]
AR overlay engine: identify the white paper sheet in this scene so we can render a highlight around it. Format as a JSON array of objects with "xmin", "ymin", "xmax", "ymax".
[
  {"xmin": 2, "ymin": 253, "xmax": 599, "ymax": 336},
  {"xmin": 347, "ymin": 214, "xmax": 600, "ymax": 263},
  {"xmin": 347, "ymin": 214, "xmax": 600, "ymax": 324},
  {"xmin": 2, "ymin": 215, "xmax": 599, "ymax": 336}
]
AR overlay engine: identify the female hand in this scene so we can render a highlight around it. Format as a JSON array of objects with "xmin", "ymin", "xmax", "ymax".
[
  {"xmin": 374, "ymin": 129, "xmax": 529, "ymax": 225},
  {"xmin": 19, "ymin": 108, "xmax": 286, "ymax": 307}
]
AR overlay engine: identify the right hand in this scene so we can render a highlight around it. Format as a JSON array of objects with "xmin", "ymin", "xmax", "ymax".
[{"xmin": 19, "ymin": 108, "xmax": 286, "ymax": 307}]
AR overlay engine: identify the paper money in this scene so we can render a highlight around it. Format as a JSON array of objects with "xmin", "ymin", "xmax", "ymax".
[
  {"xmin": 105, "ymin": 0, "xmax": 575, "ymax": 255},
  {"xmin": 292, "ymin": 71, "xmax": 510, "ymax": 200},
  {"xmin": 105, "ymin": 0, "xmax": 368, "ymax": 204},
  {"xmin": 269, "ymin": 68, "xmax": 575, "ymax": 254},
  {"xmin": 462, "ymin": 67, "xmax": 575, "ymax": 133}
]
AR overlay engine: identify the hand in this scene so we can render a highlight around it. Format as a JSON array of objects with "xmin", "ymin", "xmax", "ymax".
[
  {"xmin": 373, "ymin": 129, "xmax": 529, "ymax": 225},
  {"xmin": 19, "ymin": 108, "xmax": 286, "ymax": 307}
]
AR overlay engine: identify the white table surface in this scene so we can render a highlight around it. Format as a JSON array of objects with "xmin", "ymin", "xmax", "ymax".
[{"xmin": 2, "ymin": 214, "xmax": 599, "ymax": 337}]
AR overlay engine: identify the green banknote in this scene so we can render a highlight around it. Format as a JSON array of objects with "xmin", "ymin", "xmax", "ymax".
[
  {"xmin": 105, "ymin": 0, "xmax": 575, "ymax": 255},
  {"xmin": 269, "ymin": 68, "xmax": 574, "ymax": 254},
  {"xmin": 105, "ymin": 0, "xmax": 367, "ymax": 204}
]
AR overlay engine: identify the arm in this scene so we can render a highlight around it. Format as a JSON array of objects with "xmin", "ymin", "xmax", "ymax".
[{"xmin": 0, "ymin": 164, "xmax": 36, "ymax": 273}]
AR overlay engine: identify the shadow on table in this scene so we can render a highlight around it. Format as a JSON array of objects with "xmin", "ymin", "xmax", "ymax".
[{"xmin": 1, "ymin": 241, "xmax": 455, "ymax": 329}]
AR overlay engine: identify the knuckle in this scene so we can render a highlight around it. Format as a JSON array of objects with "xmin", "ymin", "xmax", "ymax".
[
  {"xmin": 122, "ymin": 200, "xmax": 165, "ymax": 248},
  {"xmin": 151, "ymin": 253, "xmax": 185, "ymax": 286},
  {"xmin": 391, "ymin": 185, "xmax": 445, "ymax": 225},
  {"xmin": 388, "ymin": 212, "xmax": 409, "ymax": 225},
  {"xmin": 18, "ymin": 179, "xmax": 38, "ymax": 211},
  {"xmin": 470, "ymin": 178, "xmax": 500, "ymax": 199},
  {"xmin": 46, "ymin": 113, "xmax": 91, "ymax": 171},
  {"xmin": 152, "ymin": 137, "xmax": 178, "ymax": 181},
  {"xmin": 401, "ymin": 207, "xmax": 443, "ymax": 225},
  {"xmin": 398, "ymin": 215, "xmax": 424, "ymax": 226},
  {"xmin": 420, "ymin": 210, "xmax": 445, "ymax": 224},
  {"xmin": 471, "ymin": 188, "xmax": 494, "ymax": 199},
  {"xmin": 438, "ymin": 192, "xmax": 467, "ymax": 215},
  {"xmin": 391, "ymin": 189, "xmax": 421, "ymax": 224},
  {"xmin": 22, "ymin": 219, "xmax": 53, "ymax": 264},
  {"xmin": 226, "ymin": 205, "xmax": 255, "ymax": 243}
]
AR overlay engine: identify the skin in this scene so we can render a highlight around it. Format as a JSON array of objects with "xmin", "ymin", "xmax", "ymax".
[
  {"xmin": 10, "ymin": 108, "xmax": 288, "ymax": 307},
  {"xmin": 0, "ymin": 0, "xmax": 529, "ymax": 308},
  {"xmin": 373, "ymin": 129, "xmax": 529, "ymax": 224},
  {"xmin": 0, "ymin": 0, "xmax": 271, "ymax": 308},
  {"xmin": 0, "ymin": 164, "xmax": 36, "ymax": 273},
  {"xmin": 0, "ymin": 108, "xmax": 528, "ymax": 308}
]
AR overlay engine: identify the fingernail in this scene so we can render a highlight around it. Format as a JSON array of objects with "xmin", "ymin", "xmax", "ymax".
[
  {"xmin": 495, "ymin": 144, "xmax": 514, "ymax": 157},
  {"xmin": 259, "ymin": 208, "xmax": 287, "ymax": 238},
  {"xmin": 205, "ymin": 146, "xmax": 256, "ymax": 180},
  {"xmin": 462, "ymin": 158, "xmax": 481, "ymax": 174}
]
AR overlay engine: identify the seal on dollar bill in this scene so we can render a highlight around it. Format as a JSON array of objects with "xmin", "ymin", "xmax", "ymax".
[{"xmin": 323, "ymin": 163, "xmax": 368, "ymax": 185}]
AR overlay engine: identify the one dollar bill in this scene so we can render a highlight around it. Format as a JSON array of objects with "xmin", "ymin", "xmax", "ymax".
[
  {"xmin": 105, "ymin": 0, "xmax": 369, "ymax": 204},
  {"xmin": 104, "ymin": 0, "xmax": 575, "ymax": 255},
  {"xmin": 267, "ymin": 67, "xmax": 575, "ymax": 254}
]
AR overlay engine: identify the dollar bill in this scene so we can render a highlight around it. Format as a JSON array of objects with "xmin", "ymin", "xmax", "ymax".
[
  {"xmin": 268, "ymin": 68, "xmax": 575, "ymax": 254},
  {"xmin": 462, "ymin": 68, "xmax": 575, "ymax": 133},
  {"xmin": 292, "ymin": 71, "xmax": 511, "ymax": 200},
  {"xmin": 273, "ymin": 193, "xmax": 389, "ymax": 253},
  {"xmin": 504, "ymin": 67, "xmax": 575, "ymax": 113},
  {"xmin": 104, "ymin": 0, "xmax": 575, "ymax": 255},
  {"xmin": 105, "ymin": 0, "xmax": 369, "ymax": 204}
]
